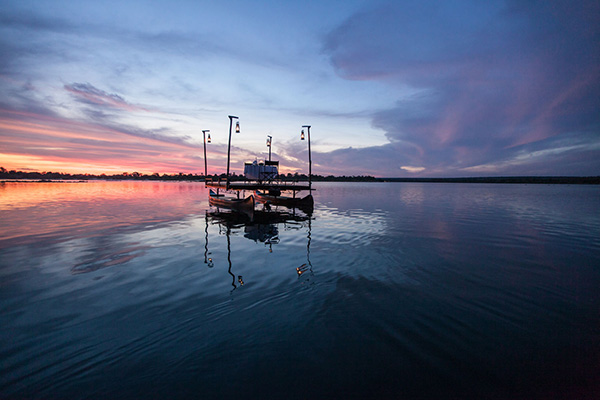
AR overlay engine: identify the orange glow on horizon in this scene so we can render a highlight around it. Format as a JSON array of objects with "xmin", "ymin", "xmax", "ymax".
[
  {"xmin": 0, "ymin": 109, "xmax": 226, "ymax": 175},
  {"xmin": 0, "ymin": 153, "xmax": 234, "ymax": 175},
  {"xmin": 0, "ymin": 109, "xmax": 316, "ymax": 176}
]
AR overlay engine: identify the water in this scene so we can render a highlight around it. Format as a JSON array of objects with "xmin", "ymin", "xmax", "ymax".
[{"xmin": 1, "ymin": 181, "xmax": 599, "ymax": 399}]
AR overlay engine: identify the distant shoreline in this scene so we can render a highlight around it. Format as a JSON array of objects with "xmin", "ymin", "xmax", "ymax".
[
  {"xmin": 377, "ymin": 176, "xmax": 600, "ymax": 184},
  {"xmin": 1, "ymin": 176, "xmax": 599, "ymax": 184},
  {"xmin": 2, "ymin": 166, "xmax": 599, "ymax": 185}
]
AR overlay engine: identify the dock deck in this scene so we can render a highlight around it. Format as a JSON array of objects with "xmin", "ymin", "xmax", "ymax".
[{"xmin": 205, "ymin": 179, "xmax": 312, "ymax": 192}]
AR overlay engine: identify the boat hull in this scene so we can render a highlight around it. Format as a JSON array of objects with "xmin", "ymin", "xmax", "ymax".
[
  {"xmin": 254, "ymin": 190, "xmax": 314, "ymax": 209},
  {"xmin": 209, "ymin": 190, "xmax": 255, "ymax": 211}
]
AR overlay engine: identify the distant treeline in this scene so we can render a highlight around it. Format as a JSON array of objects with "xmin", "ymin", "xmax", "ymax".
[
  {"xmin": 379, "ymin": 176, "xmax": 600, "ymax": 184},
  {"xmin": 0, "ymin": 167, "xmax": 597, "ymax": 184},
  {"xmin": 0, "ymin": 167, "xmax": 377, "ymax": 182},
  {"xmin": 0, "ymin": 168, "xmax": 241, "ymax": 181}
]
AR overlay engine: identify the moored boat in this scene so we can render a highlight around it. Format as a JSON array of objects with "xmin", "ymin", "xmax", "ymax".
[
  {"xmin": 254, "ymin": 190, "xmax": 314, "ymax": 209},
  {"xmin": 209, "ymin": 189, "xmax": 255, "ymax": 211}
]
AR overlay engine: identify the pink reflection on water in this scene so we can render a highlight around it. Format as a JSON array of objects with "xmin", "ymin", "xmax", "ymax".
[{"xmin": 0, "ymin": 181, "xmax": 209, "ymax": 247}]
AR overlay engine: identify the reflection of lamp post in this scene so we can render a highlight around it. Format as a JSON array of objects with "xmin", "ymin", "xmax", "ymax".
[
  {"xmin": 266, "ymin": 135, "xmax": 272, "ymax": 161},
  {"xmin": 202, "ymin": 130, "xmax": 211, "ymax": 185},
  {"xmin": 297, "ymin": 218, "xmax": 313, "ymax": 276},
  {"xmin": 204, "ymin": 211, "xmax": 213, "ymax": 267},
  {"xmin": 226, "ymin": 226, "xmax": 237, "ymax": 290},
  {"xmin": 301, "ymin": 125, "xmax": 312, "ymax": 191},
  {"xmin": 226, "ymin": 115, "xmax": 240, "ymax": 190}
]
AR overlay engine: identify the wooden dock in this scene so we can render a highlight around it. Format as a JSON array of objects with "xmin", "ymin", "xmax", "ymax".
[{"xmin": 205, "ymin": 179, "xmax": 312, "ymax": 192}]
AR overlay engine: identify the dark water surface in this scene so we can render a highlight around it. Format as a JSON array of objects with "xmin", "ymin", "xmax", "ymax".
[{"xmin": 1, "ymin": 181, "xmax": 599, "ymax": 399}]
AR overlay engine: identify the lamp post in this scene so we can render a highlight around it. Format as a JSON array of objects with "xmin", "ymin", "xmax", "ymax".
[
  {"xmin": 202, "ymin": 129, "xmax": 211, "ymax": 185},
  {"xmin": 301, "ymin": 125, "xmax": 312, "ymax": 191},
  {"xmin": 226, "ymin": 115, "xmax": 240, "ymax": 190},
  {"xmin": 266, "ymin": 135, "xmax": 272, "ymax": 162}
]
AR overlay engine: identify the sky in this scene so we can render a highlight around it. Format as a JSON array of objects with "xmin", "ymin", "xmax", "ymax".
[{"xmin": 1, "ymin": 0, "xmax": 599, "ymax": 177}]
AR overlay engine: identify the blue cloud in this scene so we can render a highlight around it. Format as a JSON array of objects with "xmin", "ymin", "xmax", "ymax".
[{"xmin": 323, "ymin": 0, "xmax": 600, "ymax": 175}]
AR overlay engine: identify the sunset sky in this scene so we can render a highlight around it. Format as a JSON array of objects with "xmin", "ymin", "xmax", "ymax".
[{"xmin": 1, "ymin": 0, "xmax": 599, "ymax": 177}]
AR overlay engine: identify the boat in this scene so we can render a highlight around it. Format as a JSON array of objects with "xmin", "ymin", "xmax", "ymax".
[
  {"xmin": 209, "ymin": 189, "xmax": 255, "ymax": 211},
  {"xmin": 254, "ymin": 189, "xmax": 314, "ymax": 209}
]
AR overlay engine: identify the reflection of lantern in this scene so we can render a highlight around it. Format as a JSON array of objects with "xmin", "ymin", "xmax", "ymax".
[
  {"xmin": 207, "ymin": 133, "xmax": 211, "ymax": 143},
  {"xmin": 301, "ymin": 130, "xmax": 305, "ymax": 140},
  {"xmin": 235, "ymin": 121, "xmax": 240, "ymax": 133},
  {"xmin": 297, "ymin": 263, "xmax": 308, "ymax": 276}
]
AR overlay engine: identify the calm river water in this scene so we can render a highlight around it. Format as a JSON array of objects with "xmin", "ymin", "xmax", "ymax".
[{"xmin": 1, "ymin": 181, "xmax": 599, "ymax": 399}]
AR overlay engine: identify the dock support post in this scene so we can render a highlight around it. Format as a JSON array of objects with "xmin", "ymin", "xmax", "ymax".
[
  {"xmin": 202, "ymin": 130, "xmax": 210, "ymax": 187},
  {"xmin": 302, "ymin": 125, "xmax": 312, "ymax": 191},
  {"xmin": 226, "ymin": 115, "xmax": 239, "ymax": 190}
]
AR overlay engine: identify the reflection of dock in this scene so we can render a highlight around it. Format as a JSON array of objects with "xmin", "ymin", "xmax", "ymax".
[
  {"xmin": 204, "ymin": 207, "xmax": 314, "ymax": 288},
  {"xmin": 206, "ymin": 209, "xmax": 311, "ymax": 228}
]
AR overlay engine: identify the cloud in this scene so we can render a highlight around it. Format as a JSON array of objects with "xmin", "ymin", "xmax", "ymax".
[
  {"xmin": 323, "ymin": 0, "xmax": 600, "ymax": 175},
  {"xmin": 307, "ymin": 129, "xmax": 600, "ymax": 177},
  {"xmin": 0, "ymin": 78, "xmax": 61, "ymax": 119},
  {"xmin": 461, "ymin": 130, "xmax": 600, "ymax": 176},
  {"xmin": 64, "ymin": 83, "xmax": 149, "ymax": 112},
  {"xmin": 400, "ymin": 166, "xmax": 425, "ymax": 173}
]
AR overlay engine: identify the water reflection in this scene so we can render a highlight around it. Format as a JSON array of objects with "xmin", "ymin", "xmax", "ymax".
[
  {"xmin": 0, "ymin": 181, "xmax": 208, "ymax": 248},
  {"xmin": 297, "ymin": 218, "xmax": 312, "ymax": 277},
  {"xmin": 204, "ymin": 215, "xmax": 213, "ymax": 267},
  {"xmin": 71, "ymin": 242, "xmax": 148, "ymax": 275},
  {"xmin": 2, "ymin": 182, "xmax": 598, "ymax": 399},
  {"xmin": 205, "ymin": 206, "xmax": 313, "ymax": 289}
]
